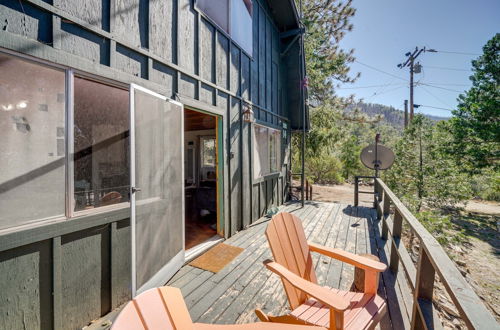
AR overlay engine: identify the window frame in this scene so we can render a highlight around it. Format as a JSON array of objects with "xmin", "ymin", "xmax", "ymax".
[
  {"xmin": 194, "ymin": 0, "xmax": 254, "ymax": 58},
  {"xmin": 69, "ymin": 72, "xmax": 131, "ymax": 218},
  {"xmin": 252, "ymin": 123, "xmax": 282, "ymax": 180},
  {"xmin": 0, "ymin": 50, "xmax": 133, "ymax": 232},
  {"xmin": 0, "ymin": 52, "xmax": 69, "ymax": 230}
]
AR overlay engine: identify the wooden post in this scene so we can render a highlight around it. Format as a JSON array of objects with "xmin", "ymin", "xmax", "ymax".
[
  {"xmin": 389, "ymin": 210, "xmax": 403, "ymax": 272},
  {"xmin": 383, "ymin": 194, "xmax": 391, "ymax": 215},
  {"xmin": 373, "ymin": 179, "xmax": 378, "ymax": 210},
  {"xmin": 404, "ymin": 99, "xmax": 409, "ymax": 128},
  {"xmin": 354, "ymin": 176, "xmax": 359, "ymax": 207},
  {"xmin": 352, "ymin": 254, "xmax": 381, "ymax": 292},
  {"xmin": 309, "ymin": 185, "xmax": 313, "ymax": 201},
  {"xmin": 381, "ymin": 193, "xmax": 391, "ymax": 239},
  {"xmin": 411, "ymin": 246, "xmax": 436, "ymax": 329}
]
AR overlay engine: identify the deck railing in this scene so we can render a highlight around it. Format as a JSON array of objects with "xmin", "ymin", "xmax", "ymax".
[
  {"xmin": 372, "ymin": 178, "xmax": 498, "ymax": 329},
  {"xmin": 289, "ymin": 173, "xmax": 313, "ymax": 201}
]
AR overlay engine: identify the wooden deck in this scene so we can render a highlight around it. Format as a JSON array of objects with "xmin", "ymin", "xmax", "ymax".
[{"xmin": 167, "ymin": 201, "xmax": 398, "ymax": 328}]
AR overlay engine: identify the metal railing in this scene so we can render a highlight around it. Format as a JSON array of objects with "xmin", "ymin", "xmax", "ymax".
[
  {"xmin": 373, "ymin": 178, "xmax": 499, "ymax": 329},
  {"xmin": 354, "ymin": 175, "xmax": 376, "ymax": 207},
  {"xmin": 289, "ymin": 173, "xmax": 313, "ymax": 201}
]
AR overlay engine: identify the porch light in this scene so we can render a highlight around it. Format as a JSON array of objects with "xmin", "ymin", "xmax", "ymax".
[{"xmin": 242, "ymin": 104, "xmax": 254, "ymax": 123}]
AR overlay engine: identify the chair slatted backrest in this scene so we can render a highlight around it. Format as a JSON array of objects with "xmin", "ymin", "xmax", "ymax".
[
  {"xmin": 112, "ymin": 287, "xmax": 194, "ymax": 330},
  {"xmin": 265, "ymin": 212, "xmax": 318, "ymax": 310}
]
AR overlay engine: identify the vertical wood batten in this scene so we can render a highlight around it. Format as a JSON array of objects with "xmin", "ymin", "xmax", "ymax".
[
  {"xmin": 52, "ymin": 16, "xmax": 62, "ymax": 49},
  {"xmin": 196, "ymin": 7, "xmax": 201, "ymax": 100},
  {"xmin": 52, "ymin": 236, "xmax": 62, "ymax": 330}
]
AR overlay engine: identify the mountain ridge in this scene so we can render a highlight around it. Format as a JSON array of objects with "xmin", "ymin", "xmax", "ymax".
[{"xmin": 348, "ymin": 102, "xmax": 449, "ymax": 127}]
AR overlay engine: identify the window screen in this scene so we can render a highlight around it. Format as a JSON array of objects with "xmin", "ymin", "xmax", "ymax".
[
  {"xmin": 73, "ymin": 77, "xmax": 130, "ymax": 211},
  {"xmin": 253, "ymin": 125, "xmax": 281, "ymax": 178},
  {"xmin": 0, "ymin": 54, "xmax": 66, "ymax": 230}
]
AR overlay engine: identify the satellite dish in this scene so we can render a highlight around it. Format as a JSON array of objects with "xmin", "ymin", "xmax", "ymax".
[{"xmin": 360, "ymin": 144, "xmax": 395, "ymax": 170}]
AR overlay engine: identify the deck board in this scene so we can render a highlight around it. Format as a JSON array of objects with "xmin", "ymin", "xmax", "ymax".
[{"xmin": 167, "ymin": 201, "xmax": 395, "ymax": 329}]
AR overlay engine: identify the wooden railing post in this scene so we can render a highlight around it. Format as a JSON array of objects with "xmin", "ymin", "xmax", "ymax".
[
  {"xmin": 389, "ymin": 210, "xmax": 403, "ymax": 272},
  {"xmin": 354, "ymin": 176, "xmax": 359, "ymax": 207},
  {"xmin": 381, "ymin": 193, "xmax": 391, "ymax": 239},
  {"xmin": 411, "ymin": 246, "xmax": 436, "ymax": 329}
]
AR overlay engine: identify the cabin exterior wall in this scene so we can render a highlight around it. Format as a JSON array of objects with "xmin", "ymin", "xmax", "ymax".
[{"xmin": 0, "ymin": 0, "xmax": 301, "ymax": 329}]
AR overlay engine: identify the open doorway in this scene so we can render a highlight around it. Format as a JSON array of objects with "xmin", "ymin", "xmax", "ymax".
[{"xmin": 184, "ymin": 109, "xmax": 220, "ymax": 249}]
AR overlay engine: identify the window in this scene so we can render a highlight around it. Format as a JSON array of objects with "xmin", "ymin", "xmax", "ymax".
[
  {"xmin": 73, "ymin": 77, "xmax": 130, "ymax": 211},
  {"xmin": 0, "ymin": 52, "xmax": 133, "ymax": 230},
  {"xmin": 253, "ymin": 125, "xmax": 281, "ymax": 178},
  {"xmin": 0, "ymin": 54, "xmax": 66, "ymax": 230},
  {"xmin": 200, "ymin": 136, "xmax": 216, "ymax": 182},
  {"xmin": 269, "ymin": 129, "xmax": 280, "ymax": 172},
  {"xmin": 196, "ymin": 0, "xmax": 253, "ymax": 55}
]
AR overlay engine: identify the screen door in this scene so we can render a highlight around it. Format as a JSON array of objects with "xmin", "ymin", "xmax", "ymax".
[{"xmin": 130, "ymin": 84, "xmax": 184, "ymax": 296}]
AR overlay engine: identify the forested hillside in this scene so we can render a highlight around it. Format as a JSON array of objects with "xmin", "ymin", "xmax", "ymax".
[{"xmin": 346, "ymin": 102, "xmax": 448, "ymax": 128}]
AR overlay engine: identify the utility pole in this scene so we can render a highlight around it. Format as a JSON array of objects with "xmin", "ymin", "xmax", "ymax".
[
  {"xmin": 404, "ymin": 100, "xmax": 408, "ymax": 128},
  {"xmin": 398, "ymin": 47, "xmax": 435, "ymax": 123}
]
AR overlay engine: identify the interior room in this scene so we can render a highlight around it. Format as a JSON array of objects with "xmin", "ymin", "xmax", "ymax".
[{"xmin": 184, "ymin": 109, "xmax": 219, "ymax": 249}]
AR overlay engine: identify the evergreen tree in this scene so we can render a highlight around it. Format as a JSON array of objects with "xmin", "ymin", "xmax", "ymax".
[{"xmin": 450, "ymin": 33, "xmax": 500, "ymax": 171}]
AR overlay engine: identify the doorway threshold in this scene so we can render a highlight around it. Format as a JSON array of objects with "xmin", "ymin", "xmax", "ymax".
[{"xmin": 184, "ymin": 235, "xmax": 224, "ymax": 263}]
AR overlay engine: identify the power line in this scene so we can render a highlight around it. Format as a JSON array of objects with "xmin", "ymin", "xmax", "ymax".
[
  {"xmin": 424, "ymin": 65, "xmax": 471, "ymax": 72},
  {"xmin": 420, "ymin": 86, "xmax": 455, "ymax": 108},
  {"xmin": 418, "ymin": 83, "xmax": 464, "ymax": 93},
  {"xmin": 337, "ymin": 83, "xmax": 406, "ymax": 89},
  {"xmin": 434, "ymin": 50, "xmax": 481, "ymax": 56},
  {"xmin": 354, "ymin": 60, "xmax": 408, "ymax": 81},
  {"xmin": 367, "ymin": 85, "xmax": 407, "ymax": 99},
  {"xmin": 415, "ymin": 104, "xmax": 455, "ymax": 112},
  {"xmin": 419, "ymin": 82, "xmax": 470, "ymax": 86}
]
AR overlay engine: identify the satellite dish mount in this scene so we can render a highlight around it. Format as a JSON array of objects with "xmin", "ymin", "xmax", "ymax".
[{"xmin": 360, "ymin": 134, "xmax": 395, "ymax": 178}]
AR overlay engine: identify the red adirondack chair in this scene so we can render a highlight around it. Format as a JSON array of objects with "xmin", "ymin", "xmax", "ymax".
[
  {"xmin": 111, "ymin": 286, "xmax": 326, "ymax": 329},
  {"xmin": 257, "ymin": 212, "xmax": 387, "ymax": 330}
]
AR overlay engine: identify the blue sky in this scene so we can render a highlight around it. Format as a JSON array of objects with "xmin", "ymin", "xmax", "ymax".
[{"xmin": 335, "ymin": 0, "xmax": 500, "ymax": 117}]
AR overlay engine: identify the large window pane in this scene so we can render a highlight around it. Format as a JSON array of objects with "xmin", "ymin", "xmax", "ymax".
[
  {"xmin": 73, "ymin": 77, "xmax": 129, "ymax": 211},
  {"xmin": 197, "ymin": 0, "xmax": 229, "ymax": 32},
  {"xmin": 0, "ymin": 54, "xmax": 66, "ymax": 230},
  {"xmin": 230, "ymin": 0, "xmax": 253, "ymax": 55}
]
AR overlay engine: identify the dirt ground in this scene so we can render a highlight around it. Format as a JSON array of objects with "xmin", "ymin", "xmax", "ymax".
[{"xmin": 308, "ymin": 182, "xmax": 500, "ymax": 324}]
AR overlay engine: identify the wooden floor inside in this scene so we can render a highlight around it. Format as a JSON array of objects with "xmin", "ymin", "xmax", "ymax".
[{"xmin": 168, "ymin": 201, "xmax": 402, "ymax": 329}]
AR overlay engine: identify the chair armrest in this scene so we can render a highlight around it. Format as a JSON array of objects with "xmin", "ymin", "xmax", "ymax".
[
  {"xmin": 263, "ymin": 260, "xmax": 349, "ymax": 312},
  {"xmin": 309, "ymin": 243, "xmax": 387, "ymax": 272}
]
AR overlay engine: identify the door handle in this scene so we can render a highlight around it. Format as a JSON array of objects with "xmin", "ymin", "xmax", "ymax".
[{"xmin": 131, "ymin": 187, "xmax": 142, "ymax": 193}]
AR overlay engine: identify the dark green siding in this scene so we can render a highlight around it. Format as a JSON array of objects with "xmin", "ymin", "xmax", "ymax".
[{"xmin": 0, "ymin": 0, "xmax": 298, "ymax": 328}]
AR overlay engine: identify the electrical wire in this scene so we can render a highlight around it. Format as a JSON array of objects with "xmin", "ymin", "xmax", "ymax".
[
  {"xmin": 434, "ymin": 50, "xmax": 481, "ymax": 56},
  {"xmin": 416, "ymin": 104, "xmax": 454, "ymax": 112},
  {"xmin": 366, "ymin": 85, "xmax": 407, "ymax": 100},
  {"xmin": 337, "ymin": 83, "xmax": 406, "ymax": 89},
  {"xmin": 420, "ymin": 86, "xmax": 455, "ymax": 108},
  {"xmin": 418, "ymin": 83, "xmax": 464, "ymax": 93},
  {"xmin": 354, "ymin": 60, "xmax": 408, "ymax": 81},
  {"xmin": 418, "ymin": 82, "xmax": 470, "ymax": 86},
  {"xmin": 423, "ymin": 65, "xmax": 471, "ymax": 72}
]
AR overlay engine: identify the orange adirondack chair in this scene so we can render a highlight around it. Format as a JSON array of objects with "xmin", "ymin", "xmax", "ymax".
[
  {"xmin": 111, "ymin": 286, "xmax": 326, "ymax": 330},
  {"xmin": 257, "ymin": 212, "xmax": 387, "ymax": 330}
]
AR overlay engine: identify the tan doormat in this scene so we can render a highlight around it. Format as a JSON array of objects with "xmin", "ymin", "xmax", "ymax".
[{"xmin": 189, "ymin": 243, "xmax": 244, "ymax": 273}]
